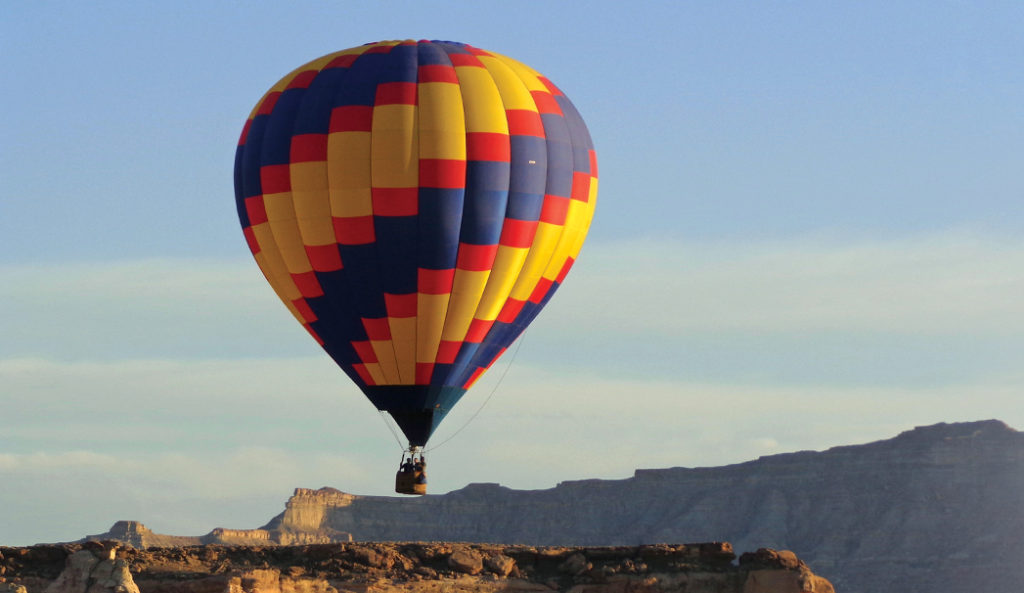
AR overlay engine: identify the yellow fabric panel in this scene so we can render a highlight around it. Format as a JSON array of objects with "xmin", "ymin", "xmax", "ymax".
[
  {"xmin": 418, "ymin": 83, "xmax": 466, "ymax": 159},
  {"xmin": 330, "ymin": 188, "xmax": 373, "ymax": 218},
  {"xmin": 328, "ymin": 131, "xmax": 372, "ymax": 170},
  {"xmin": 243, "ymin": 58, "xmax": 326, "ymax": 120},
  {"xmin": 388, "ymin": 317, "xmax": 417, "ymax": 384},
  {"xmin": 362, "ymin": 362, "xmax": 386, "ymax": 386},
  {"xmin": 371, "ymin": 340, "xmax": 400, "ymax": 384},
  {"xmin": 372, "ymin": 104, "xmax": 418, "ymax": 188},
  {"xmin": 245, "ymin": 90, "xmax": 272, "ymax": 121},
  {"xmin": 263, "ymin": 191, "xmax": 296, "ymax": 223},
  {"xmin": 567, "ymin": 179, "xmax": 599, "ymax": 259},
  {"xmin": 419, "ymin": 130, "xmax": 466, "ymax": 161},
  {"xmin": 416, "ymin": 293, "xmax": 450, "ymax": 363},
  {"xmin": 263, "ymin": 192, "xmax": 312, "ymax": 274},
  {"xmin": 373, "ymin": 103, "xmax": 417, "ymax": 131},
  {"xmin": 272, "ymin": 54, "xmax": 339, "ymax": 92},
  {"xmin": 244, "ymin": 45, "xmax": 374, "ymax": 121},
  {"xmin": 290, "ymin": 161, "xmax": 335, "ymax": 246},
  {"xmin": 251, "ymin": 224, "xmax": 302, "ymax": 302},
  {"xmin": 477, "ymin": 56, "xmax": 537, "ymax": 110},
  {"xmin": 417, "ymin": 83, "xmax": 464, "ymax": 132},
  {"xmin": 290, "ymin": 160, "xmax": 329, "ymax": 191},
  {"xmin": 440, "ymin": 270, "xmax": 491, "ymax": 341},
  {"xmin": 475, "ymin": 245, "xmax": 530, "ymax": 320},
  {"xmin": 539, "ymin": 199, "xmax": 590, "ymax": 282},
  {"xmin": 253, "ymin": 250, "xmax": 303, "ymax": 323},
  {"xmin": 508, "ymin": 221, "xmax": 564, "ymax": 301},
  {"xmin": 452, "ymin": 67, "xmax": 508, "ymax": 134},
  {"xmin": 271, "ymin": 222, "xmax": 313, "ymax": 273},
  {"xmin": 486, "ymin": 53, "xmax": 548, "ymax": 92},
  {"xmin": 327, "ymin": 132, "xmax": 372, "ymax": 216}
]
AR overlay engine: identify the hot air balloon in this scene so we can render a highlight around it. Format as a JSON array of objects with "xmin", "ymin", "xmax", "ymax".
[{"xmin": 233, "ymin": 40, "xmax": 597, "ymax": 494}]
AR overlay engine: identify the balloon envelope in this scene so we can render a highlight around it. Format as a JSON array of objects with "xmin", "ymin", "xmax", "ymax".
[{"xmin": 234, "ymin": 40, "xmax": 597, "ymax": 446}]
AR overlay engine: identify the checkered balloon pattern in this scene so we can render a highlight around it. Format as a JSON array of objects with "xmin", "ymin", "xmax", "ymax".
[{"xmin": 234, "ymin": 40, "xmax": 597, "ymax": 446}]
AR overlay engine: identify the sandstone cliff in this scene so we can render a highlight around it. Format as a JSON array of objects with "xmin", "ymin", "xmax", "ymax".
[
  {"xmin": 79, "ymin": 420, "xmax": 1023, "ymax": 593},
  {"xmin": 272, "ymin": 420, "xmax": 1024, "ymax": 593},
  {"xmin": 0, "ymin": 541, "xmax": 833, "ymax": 593}
]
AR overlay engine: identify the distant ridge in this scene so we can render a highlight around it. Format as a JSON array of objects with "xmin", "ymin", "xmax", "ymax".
[{"xmin": 84, "ymin": 420, "xmax": 1024, "ymax": 593}]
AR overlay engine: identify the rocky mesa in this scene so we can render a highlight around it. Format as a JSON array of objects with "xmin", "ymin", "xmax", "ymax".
[
  {"xmin": 0, "ymin": 541, "xmax": 833, "ymax": 593},
  {"xmin": 31, "ymin": 420, "xmax": 1024, "ymax": 593}
]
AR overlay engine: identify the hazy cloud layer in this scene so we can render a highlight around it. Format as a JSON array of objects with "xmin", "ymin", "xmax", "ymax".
[
  {"xmin": 4, "ymin": 232, "xmax": 1021, "ymax": 361},
  {"xmin": 2, "ymin": 354, "xmax": 1020, "ymax": 546},
  {"xmin": 2, "ymin": 232, "xmax": 1022, "ymax": 545},
  {"xmin": 556, "ymin": 232, "xmax": 1024, "ymax": 335}
]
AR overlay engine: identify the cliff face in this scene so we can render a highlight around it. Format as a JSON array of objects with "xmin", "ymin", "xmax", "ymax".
[
  {"xmin": 283, "ymin": 420, "xmax": 1024, "ymax": 593},
  {"xmin": 0, "ymin": 542, "xmax": 833, "ymax": 593},
  {"xmin": 77, "ymin": 420, "xmax": 1023, "ymax": 593}
]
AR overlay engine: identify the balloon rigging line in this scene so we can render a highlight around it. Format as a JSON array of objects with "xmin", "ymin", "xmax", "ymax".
[
  {"xmin": 378, "ymin": 410, "xmax": 408, "ymax": 452},
  {"xmin": 424, "ymin": 329, "xmax": 529, "ymax": 453}
]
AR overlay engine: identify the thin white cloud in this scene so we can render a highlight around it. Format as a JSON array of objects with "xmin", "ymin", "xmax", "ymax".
[
  {"xmin": 553, "ymin": 231, "xmax": 1024, "ymax": 335},
  {"xmin": 0, "ymin": 445, "xmax": 374, "ymax": 546},
  {"xmin": 4, "ymin": 231, "xmax": 1022, "ymax": 364},
  {"xmin": 1, "ymin": 353, "xmax": 1020, "ymax": 546},
  {"xmin": 2, "ymin": 232, "xmax": 1022, "ymax": 545},
  {"xmin": 0, "ymin": 356, "xmax": 384, "ymax": 448},
  {"xmin": 0, "ymin": 258, "xmax": 304, "ymax": 360}
]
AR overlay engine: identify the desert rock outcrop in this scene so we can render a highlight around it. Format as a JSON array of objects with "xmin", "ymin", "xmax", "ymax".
[
  {"xmin": 76, "ymin": 420, "xmax": 1022, "ymax": 593},
  {"xmin": 0, "ymin": 542, "xmax": 831, "ymax": 593}
]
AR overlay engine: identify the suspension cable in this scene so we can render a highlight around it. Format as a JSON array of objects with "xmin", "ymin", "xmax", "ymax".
[
  {"xmin": 378, "ymin": 410, "xmax": 408, "ymax": 452},
  {"xmin": 424, "ymin": 330, "xmax": 528, "ymax": 453}
]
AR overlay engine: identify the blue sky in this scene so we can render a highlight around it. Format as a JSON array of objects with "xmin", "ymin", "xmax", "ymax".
[{"xmin": 2, "ymin": 2, "xmax": 1023, "ymax": 545}]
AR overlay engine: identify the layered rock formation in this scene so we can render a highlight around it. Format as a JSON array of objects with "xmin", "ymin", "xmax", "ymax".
[
  {"xmin": 79, "ymin": 519, "xmax": 350, "ymax": 549},
  {"xmin": 77, "ymin": 420, "xmax": 1023, "ymax": 593},
  {"xmin": 0, "ymin": 541, "xmax": 833, "ymax": 593}
]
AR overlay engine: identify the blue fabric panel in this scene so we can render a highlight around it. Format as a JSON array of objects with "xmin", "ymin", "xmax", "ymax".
[
  {"xmin": 540, "ymin": 114, "xmax": 574, "ymax": 198},
  {"xmin": 506, "ymin": 136, "xmax": 548, "ymax": 222},
  {"xmin": 337, "ymin": 243, "xmax": 388, "ymax": 318},
  {"xmin": 416, "ymin": 42, "xmax": 453, "ymax": 66},
  {"xmin": 436, "ymin": 42, "xmax": 471, "ymax": 55},
  {"xmin": 508, "ymin": 136, "xmax": 548, "ymax": 195},
  {"xmin": 504, "ymin": 191, "xmax": 545, "ymax": 222},
  {"xmin": 559, "ymin": 97, "xmax": 595, "ymax": 175},
  {"xmin": 572, "ymin": 145, "xmax": 591, "ymax": 175},
  {"xmin": 377, "ymin": 43, "xmax": 418, "ymax": 83},
  {"xmin": 314, "ymin": 319, "xmax": 361, "ymax": 365},
  {"xmin": 233, "ymin": 146, "xmax": 250, "ymax": 226},
  {"xmin": 444, "ymin": 342, "xmax": 482, "ymax": 387},
  {"xmin": 374, "ymin": 215, "xmax": 419, "ymax": 294},
  {"xmin": 360, "ymin": 384, "xmax": 467, "ymax": 445},
  {"xmin": 463, "ymin": 336, "xmax": 506, "ymax": 383},
  {"xmin": 558, "ymin": 95, "xmax": 596, "ymax": 151},
  {"xmin": 360, "ymin": 384, "xmax": 462, "ymax": 411},
  {"xmin": 322, "ymin": 52, "xmax": 386, "ymax": 332},
  {"xmin": 459, "ymin": 189, "xmax": 507, "ymax": 245},
  {"xmin": 292, "ymin": 67, "xmax": 349, "ymax": 135},
  {"xmin": 453, "ymin": 327, "xmax": 509, "ymax": 387},
  {"xmin": 310, "ymin": 267, "xmax": 369, "ymax": 344},
  {"xmin": 466, "ymin": 160, "xmax": 511, "ymax": 192},
  {"xmin": 459, "ymin": 292, "xmax": 560, "ymax": 387},
  {"xmin": 535, "ymin": 279, "xmax": 563, "ymax": 308},
  {"xmin": 462, "ymin": 160, "xmax": 511, "ymax": 245},
  {"xmin": 333, "ymin": 53, "xmax": 385, "ymax": 106},
  {"xmin": 540, "ymin": 112, "xmax": 572, "ymax": 144},
  {"xmin": 430, "ymin": 362, "xmax": 454, "ymax": 388},
  {"xmin": 417, "ymin": 188, "xmax": 464, "ymax": 269},
  {"xmin": 260, "ymin": 87, "xmax": 307, "ymax": 166},
  {"xmin": 240, "ymin": 115, "xmax": 270, "ymax": 198}
]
